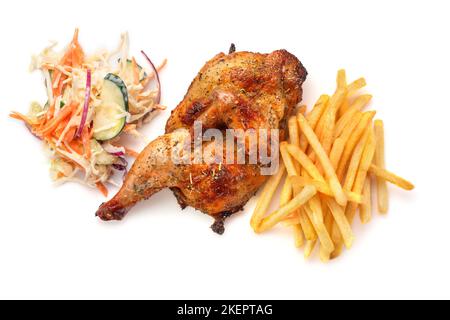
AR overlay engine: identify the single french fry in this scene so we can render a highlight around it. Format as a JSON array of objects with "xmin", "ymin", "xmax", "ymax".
[
  {"xmin": 343, "ymin": 127, "xmax": 371, "ymax": 192},
  {"xmin": 360, "ymin": 176, "xmax": 372, "ymax": 224},
  {"xmin": 329, "ymin": 138, "xmax": 345, "ymax": 170},
  {"xmin": 280, "ymin": 142, "xmax": 299, "ymax": 177},
  {"xmin": 369, "ymin": 164, "xmax": 414, "ymax": 190},
  {"xmin": 330, "ymin": 219, "xmax": 342, "ymax": 246},
  {"xmin": 293, "ymin": 224, "xmax": 304, "ymax": 248},
  {"xmin": 320, "ymin": 209, "xmax": 334, "ymax": 262},
  {"xmin": 337, "ymin": 68, "xmax": 350, "ymax": 113},
  {"xmin": 297, "ymin": 113, "xmax": 347, "ymax": 206},
  {"xmin": 319, "ymin": 248, "xmax": 330, "ymax": 263},
  {"xmin": 337, "ymin": 69, "xmax": 347, "ymax": 89},
  {"xmin": 288, "ymin": 116, "xmax": 301, "ymax": 173},
  {"xmin": 335, "ymin": 95, "xmax": 372, "ymax": 137},
  {"xmin": 280, "ymin": 177, "xmax": 293, "ymax": 207},
  {"xmin": 304, "ymin": 239, "xmax": 317, "ymax": 259},
  {"xmin": 346, "ymin": 128, "xmax": 377, "ymax": 224},
  {"xmin": 309, "ymin": 195, "xmax": 324, "ymax": 222},
  {"xmin": 289, "ymin": 116, "xmax": 300, "ymax": 146},
  {"xmin": 307, "ymin": 95, "xmax": 330, "ymax": 130},
  {"xmin": 300, "ymin": 95, "xmax": 329, "ymax": 151},
  {"xmin": 304, "ymin": 204, "xmax": 335, "ymax": 253},
  {"xmin": 329, "ymin": 198, "xmax": 344, "ymax": 259},
  {"xmin": 337, "ymin": 111, "xmax": 376, "ymax": 181},
  {"xmin": 347, "ymin": 77, "xmax": 367, "ymax": 94},
  {"xmin": 289, "ymin": 176, "xmax": 363, "ymax": 204},
  {"xmin": 250, "ymin": 162, "xmax": 286, "ymax": 231},
  {"xmin": 374, "ymin": 120, "xmax": 389, "ymax": 213},
  {"xmin": 326, "ymin": 198, "xmax": 354, "ymax": 249},
  {"xmin": 330, "ymin": 242, "xmax": 344, "ymax": 260},
  {"xmin": 258, "ymin": 185, "xmax": 317, "ymax": 233}
]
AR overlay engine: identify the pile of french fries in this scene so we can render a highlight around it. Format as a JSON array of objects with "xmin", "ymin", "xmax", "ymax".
[{"xmin": 251, "ymin": 70, "xmax": 414, "ymax": 262}]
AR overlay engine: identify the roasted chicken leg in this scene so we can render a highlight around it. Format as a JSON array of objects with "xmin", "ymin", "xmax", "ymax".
[{"xmin": 96, "ymin": 49, "xmax": 307, "ymax": 233}]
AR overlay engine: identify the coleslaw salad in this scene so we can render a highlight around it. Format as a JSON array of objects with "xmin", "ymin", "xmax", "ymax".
[{"xmin": 9, "ymin": 29, "xmax": 166, "ymax": 196}]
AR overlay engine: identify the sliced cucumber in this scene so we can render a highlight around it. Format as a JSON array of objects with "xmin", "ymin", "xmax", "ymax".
[
  {"xmin": 93, "ymin": 73, "xmax": 129, "ymax": 141},
  {"xmin": 119, "ymin": 59, "xmax": 147, "ymax": 82},
  {"xmin": 44, "ymin": 100, "xmax": 65, "ymax": 109}
]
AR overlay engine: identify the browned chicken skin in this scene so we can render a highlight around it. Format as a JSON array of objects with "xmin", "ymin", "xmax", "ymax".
[{"xmin": 96, "ymin": 48, "xmax": 307, "ymax": 233}]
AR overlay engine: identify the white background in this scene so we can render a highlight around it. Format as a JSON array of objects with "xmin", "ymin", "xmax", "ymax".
[{"xmin": 0, "ymin": 0, "xmax": 449, "ymax": 300}]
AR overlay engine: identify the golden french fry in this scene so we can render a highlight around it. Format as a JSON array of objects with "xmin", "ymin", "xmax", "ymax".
[
  {"xmin": 320, "ymin": 209, "xmax": 334, "ymax": 262},
  {"xmin": 293, "ymin": 224, "xmax": 304, "ymax": 248},
  {"xmin": 326, "ymin": 198, "xmax": 354, "ymax": 249},
  {"xmin": 347, "ymin": 77, "xmax": 367, "ymax": 93},
  {"xmin": 329, "ymin": 138, "xmax": 345, "ymax": 170},
  {"xmin": 320, "ymin": 89, "xmax": 346, "ymax": 154},
  {"xmin": 280, "ymin": 177, "xmax": 293, "ymax": 207},
  {"xmin": 309, "ymin": 195, "xmax": 324, "ymax": 222},
  {"xmin": 360, "ymin": 176, "xmax": 372, "ymax": 224},
  {"xmin": 330, "ymin": 219, "xmax": 342, "ymax": 246},
  {"xmin": 300, "ymin": 95, "xmax": 329, "ymax": 151},
  {"xmin": 335, "ymin": 95, "xmax": 372, "ymax": 137},
  {"xmin": 297, "ymin": 113, "xmax": 347, "ymax": 206},
  {"xmin": 288, "ymin": 116, "xmax": 301, "ymax": 173},
  {"xmin": 343, "ymin": 127, "xmax": 371, "ymax": 192},
  {"xmin": 288, "ymin": 116, "xmax": 300, "ymax": 147},
  {"xmin": 319, "ymin": 248, "xmax": 330, "ymax": 263},
  {"xmin": 304, "ymin": 205, "xmax": 335, "ymax": 253},
  {"xmin": 329, "ymin": 198, "xmax": 344, "ymax": 259},
  {"xmin": 330, "ymin": 242, "xmax": 344, "ymax": 260},
  {"xmin": 258, "ymin": 185, "xmax": 317, "ymax": 233},
  {"xmin": 250, "ymin": 162, "xmax": 286, "ymax": 230},
  {"xmin": 289, "ymin": 176, "xmax": 363, "ymax": 204},
  {"xmin": 369, "ymin": 164, "xmax": 414, "ymax": 190},
  {"xmin": 307, "ymin": 95, "xmax": 330, "ymax": 130},
  {"xmin": 304, "ymin": 239, "xmax": 317, "ymax": 259},
  {"xmin": 374, "ymin": 120, "xmax": 389, "ymax": 213},
  {"xmin": 280, "ymin": 141, "xmax": 299, "ymax": 177},
  {"xmin": 337, "ymin": 111, "xmax": 376, "ymax": 181},
  {"xmin": 346, "ymin": 128, "xmax": 377, "ymax": 224},
  {"xmin": 337, "ymin": 69, "xmax": 347, "ymax": 89}
]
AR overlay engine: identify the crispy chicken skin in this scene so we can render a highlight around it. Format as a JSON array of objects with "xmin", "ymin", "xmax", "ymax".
[{"xmin": 96, "ymin": 49, "xmax": 307, "ymax": 233}]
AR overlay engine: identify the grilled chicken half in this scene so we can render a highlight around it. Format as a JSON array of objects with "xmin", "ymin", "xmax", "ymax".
[{"xmin": 96, "ymin": 49, "xmax": 307, "ymax": 233}]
